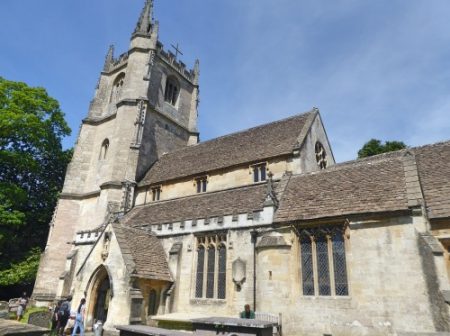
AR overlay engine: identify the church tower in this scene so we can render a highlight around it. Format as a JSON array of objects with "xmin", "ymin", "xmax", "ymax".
[{"xmin": 33, "ymin": 0, "xmax": 199, "ymax": 303}]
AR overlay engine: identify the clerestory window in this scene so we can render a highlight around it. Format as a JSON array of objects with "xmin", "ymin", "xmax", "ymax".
[
  {"xmin": 299, "ymin": 226, "xmax": 348, "ymax": 296},
  {"xmin": 164, "ymin": 77, "xmax": 179, "ymax": 106},
  {"xmin": 195, "ymin": 177, "xmax": 207, "ymax": 193},
  {"xmin": 252, "ymin": 163, "xmax": 267, "ymax": 183},
  {"xmin": 195, "ymin": 235, "xmax": 227, "ymax": 299},
  {"xmin": 151, "ymin": 186, "xmax": 161, "ymax": 201}
]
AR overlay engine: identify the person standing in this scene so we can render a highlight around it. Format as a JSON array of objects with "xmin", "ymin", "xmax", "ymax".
[
  {"xmin": 56, "ymin": 295, "xmax": 72, "ymax": 336},
  {"xmin": 72, "ymin": 298, "xmax": 86, "ymax": 336},
  {"xmin": 16, "ymin": 292, "xmax": 28, "ymax": 321},
  {"xmin": 50, "ymin": 300, "xmax": 62, "ymax": 335}
]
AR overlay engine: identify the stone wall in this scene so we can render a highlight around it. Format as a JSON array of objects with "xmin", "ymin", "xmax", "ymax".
[{"xmin": 155, "ymin": 215, "xmax": 449, "ymax": 336}]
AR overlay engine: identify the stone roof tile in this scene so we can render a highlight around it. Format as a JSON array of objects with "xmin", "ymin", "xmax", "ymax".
[
  {"xmin": 275, "ymin": 153, "xmax": 410, "ymax": 222},
  {"xmin": 112, "ymin": 223, "xmax": 172, "ymax": 282},
  {"xmin": 139, "ymin": 111, "xmax": 316, "ymax": 185},
  {"xmin": 123, "ymin": 183, "xmax": 269, "ymax": 226},
  {"xmin": 414, "ymin": 140, "xmax": 450, "ymax": 219}
]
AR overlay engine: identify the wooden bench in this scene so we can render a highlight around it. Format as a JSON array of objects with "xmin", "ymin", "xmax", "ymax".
[{"xmin": 254, "ymin": 312, "xmax": 282, "ymax": 336}]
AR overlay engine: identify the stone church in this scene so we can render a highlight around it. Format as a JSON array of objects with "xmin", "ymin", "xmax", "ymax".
[{"xmin": 33, "ymin": 1, "xmax": 450, "ymax": 335}]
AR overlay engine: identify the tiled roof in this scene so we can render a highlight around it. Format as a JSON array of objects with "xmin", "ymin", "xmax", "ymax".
[
  {"xmin": 112, "ymin": 223, "xmax": 172, "ymax": 281},
  {"xmin": 122, "ymin": 183, "xmax": 269, "ymax": 226},
  {"xmin": 275, "ymin": 153, "xmax": 410, "ymax": 222},
  {"xmin": 415, "ymin": 141, "xmax": 450, "ymax": 219},
  {"xmin": 139, "ymin": 110, "xmax": 317, "ymax": 185}
]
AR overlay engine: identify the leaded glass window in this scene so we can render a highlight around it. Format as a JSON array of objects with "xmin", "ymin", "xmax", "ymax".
[
  {"xmin": 332, "ymin": 233, "xmax": 349, "ymax": 296},
  {"xmin": 217, "ymin": 244, "xmax": 227, "ymax": 299},
  {"xmin": 316, "ymin": 235, "xmax": 331, "ymax": 296},
  {"xmin": 298, "ymin": 226, "xmax": 349, "ymax": 296},
  {"xmin": 206, "ymin": 246, "xmax": 215, "ymax": 298},
  {"xmin": 195, "ymin": 235, "xmax": 227, "ymax": 299},
  {"xmin": 195, "ymin": 246, "xmax": 205, "ymax": 298},
  {"xmin": 300, "ymin": 235, "xmax": 314, "ymax": 296}
]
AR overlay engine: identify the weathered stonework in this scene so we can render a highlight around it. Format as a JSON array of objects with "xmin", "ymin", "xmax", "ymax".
[{"xmin": 33, "ymin": 2, "xmax": 450, "ymax": 336}]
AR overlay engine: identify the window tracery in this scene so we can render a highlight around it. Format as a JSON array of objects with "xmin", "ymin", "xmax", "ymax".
[
  {"xmin": 298, "ymin": 226, "xmax": 348, "ymax": 296},
  {"xmin": 195, "ymin": 234, "xmax": 227, "ymax": 299}
]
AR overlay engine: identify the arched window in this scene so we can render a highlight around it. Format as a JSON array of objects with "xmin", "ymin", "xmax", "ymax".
[
  {"xmin": 148, "ymin": 289, "xmax": 158, "ymax": 316},
  {"xmin": 164, "ymin": 77, "xmax": 179, "ymax": 106},
  {"xmin": 195, "ymin": 246, "xmax": 205, "ymax": 298},
  {"xmin": 195, "ymin": 235, "xmax": 227, "ymax": 300},
  {"xmin": 206, "ymin": 245, "xmax": 216, "ymax": 298},
  {"xmin": 110, "ymin": 73, "xmax": 125, "ymax": 104},
  {"xmin": 100, "ymin": 139, "xmax": 109, "ymax": 160},
  {"xmin": 217, "ymin": 244, "xmax": 227, "ymax": 299}
]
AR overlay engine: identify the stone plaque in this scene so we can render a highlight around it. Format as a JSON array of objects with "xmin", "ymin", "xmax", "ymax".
[{"xmin": 232, "ymin": 258, "xmax": 246, "ymax": 288}]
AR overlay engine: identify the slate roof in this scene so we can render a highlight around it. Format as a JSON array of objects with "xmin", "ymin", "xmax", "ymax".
[
  {"xmin": 123, "ymin": 183, "xmax": 269, "ymax": 226},
  {"xmin": 415, "ymin": 141, "xmax": 450, "ymax": 219},
  {"xmin": 275, "ymin": 152, "xmax": 410, "ymax": 222},
  {"xmin": 112, "ymin": 223, "xmax": 172, "ymax": 281},
  {"xmin": 139, "ymin": 110, "xmax": 317, "ymax": 185}
]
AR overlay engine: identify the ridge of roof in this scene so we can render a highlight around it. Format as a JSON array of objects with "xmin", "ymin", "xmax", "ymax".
[{"xmin": 171, "ymin": 109, "xmax": 317, "ymax": 153}]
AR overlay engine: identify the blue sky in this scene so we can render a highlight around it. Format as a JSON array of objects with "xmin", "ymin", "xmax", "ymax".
[{"xmin": 1, "ymin": 0, "xmax": 449, "ymax": 162}]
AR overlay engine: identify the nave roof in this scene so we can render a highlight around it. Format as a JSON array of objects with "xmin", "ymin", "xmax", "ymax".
[{"xmin": 139, "ymin": 110, "xmax": 317, "ymax": 185}]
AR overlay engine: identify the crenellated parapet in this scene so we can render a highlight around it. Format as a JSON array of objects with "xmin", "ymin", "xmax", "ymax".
[{"xmin": 156, "ymin": 41, "xmax": 198, "ymax": 83}]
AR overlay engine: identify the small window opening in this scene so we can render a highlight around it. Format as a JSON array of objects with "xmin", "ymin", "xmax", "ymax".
[
  {"xmin": 252, "ymin": 163, "xmax": 267, "ymax": 183},
  {"xmin": 151, "ymin": 186, "xmax": 161, "ymax": 201},
  {"xmin": 195, "ymin": 177, "xmax": 207, "ymax": 193},
  {"xmin": 100, "ymin": 139, "xmax": 110, "ymax": 160},
  {"xmin": 164, "ymin": 77, "xmax": 179, "ymax": 106}
]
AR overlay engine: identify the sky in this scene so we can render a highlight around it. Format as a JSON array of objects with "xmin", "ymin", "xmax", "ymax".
[{"xmin": 1, "ymin": 0, "xmax": 449, "ymax": 162}]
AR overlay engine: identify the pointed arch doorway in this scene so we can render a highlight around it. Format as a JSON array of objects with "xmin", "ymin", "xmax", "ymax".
[{"xmin": 86, "ymin": 265, "xmax": 112, "ymax": 325}]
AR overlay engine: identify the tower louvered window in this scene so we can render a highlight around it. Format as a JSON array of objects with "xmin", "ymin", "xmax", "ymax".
[
  {"xmin": 195, "ymin": 235, "xmax": 227, "ymax": 299},
  {"xmin": 299, "ymin": 226, "xmax": 349, "ymax": 296},
  {"xmin": 164, "ymin": 77, "xmax": 179, "ymax": 106}
]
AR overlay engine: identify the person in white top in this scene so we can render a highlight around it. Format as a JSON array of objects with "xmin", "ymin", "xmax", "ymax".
[{"xmin": 71, "ymin": 298, "xmax": 86, "ymax": 336}]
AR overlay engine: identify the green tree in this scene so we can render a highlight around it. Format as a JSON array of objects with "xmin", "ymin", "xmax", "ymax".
[
  {"xmin": 0, "ymin": 77, "xmax": 71, "ymax": 286},
  {"xmin": 357, "ymin": 139, "xmax": 407, "ymax": 158}
]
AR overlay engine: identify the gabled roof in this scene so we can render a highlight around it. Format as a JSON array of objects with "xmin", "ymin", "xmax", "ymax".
[
  {"xmin": 275, "ymin": 151, "xmax": 410, "ymax": 222},
  {"xmin": 139, "ymin": 110, "xmax": 317, "ymax": 185},
  {"xmin": 112, "ymin": 223, "xmax": 172, "ymax": 281},
  {"xmin": 415, "ymin": 141, "xmax": 450, "ymax": 220},
  {"xmin": 123, "ymin": 183, "xmax": 270, "ymax": 226}
]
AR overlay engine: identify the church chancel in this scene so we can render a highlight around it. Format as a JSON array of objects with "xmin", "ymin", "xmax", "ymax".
[{"xmin": 32, "ymin": 1, "xmax": 450, "ymax": 335}]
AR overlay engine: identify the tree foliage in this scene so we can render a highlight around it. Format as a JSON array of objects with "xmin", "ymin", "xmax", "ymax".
[
  {"xmin": 0, "ymin": 77, "xmax": 71, "ymax": 286},
  {"xmin": 357, "ymin": 139, "xmax": 407, "ymax": 158}
]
